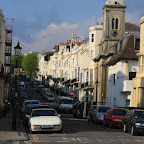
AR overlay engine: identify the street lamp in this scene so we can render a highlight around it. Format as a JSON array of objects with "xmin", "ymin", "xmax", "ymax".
[
  {"xmin": 95, "ymin": 80, "xmax": 99, "ymax": 105},
  {"xmin": 12, "ymin": 42, "xmax": 22, "ymax": 130}
]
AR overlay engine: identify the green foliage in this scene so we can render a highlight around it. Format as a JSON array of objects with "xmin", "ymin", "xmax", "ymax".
[
  {"xmin": 11, "ymin": 54, "xmax": 24, "ymax": 68},
  {"xmin": 22, "ymin": 52, "xmax": 38, "ymax": 77}
]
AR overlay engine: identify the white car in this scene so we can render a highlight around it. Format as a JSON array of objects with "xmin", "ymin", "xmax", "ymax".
[{"xmin": 29, "ymin": 108, "xmax": 62, "ymax": 133}]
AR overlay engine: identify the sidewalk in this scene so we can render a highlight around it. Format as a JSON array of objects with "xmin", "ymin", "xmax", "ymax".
[{"xmin": 0, "ymin": 107, "xmax": 29, "ymax": 141}]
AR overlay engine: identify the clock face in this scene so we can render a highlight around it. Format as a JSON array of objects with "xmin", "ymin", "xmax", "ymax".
[{"xmin": 112, "ymin": 31, "xmax": 118, "ymax": 37}]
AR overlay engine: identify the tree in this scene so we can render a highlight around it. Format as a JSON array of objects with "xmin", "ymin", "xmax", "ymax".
[
  {"xmin": 11, "ymin": 54, "xmax": 24, "ymax": 68},
  {"xmin": 11, "ymin": 54, "xmax": 24, "ymax": 73},
  {"xmin": 22, "ymin": 52, "xmax": 38, "ymax": 78}
]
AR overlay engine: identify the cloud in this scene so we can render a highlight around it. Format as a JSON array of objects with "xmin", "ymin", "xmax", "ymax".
[{"xmin": 14, "ymin": 16, "xmax": 100, "ymax": 54}]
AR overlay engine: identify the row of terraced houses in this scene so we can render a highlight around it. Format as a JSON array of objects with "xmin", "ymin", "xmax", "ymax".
[
  {"xmin": 0, "ymin": 10, "xmax": 13, "ymax": 114},
  {"xmin": 37, "ymin": 0, "xmax": 144, "ymax": 108}
]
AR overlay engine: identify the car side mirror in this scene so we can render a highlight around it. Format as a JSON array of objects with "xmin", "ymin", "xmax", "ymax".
[{"xmin": 58, "ymin": 114, "xmax": 61, "ymax": 117}]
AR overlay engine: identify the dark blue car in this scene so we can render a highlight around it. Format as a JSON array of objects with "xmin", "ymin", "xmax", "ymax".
[{"xmin": 124, "ymin": 109, "xmax": 144, "ymax": 135}]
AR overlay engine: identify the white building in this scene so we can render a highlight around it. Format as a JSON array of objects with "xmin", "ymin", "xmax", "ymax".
[{"xmin": 108, "ymin": 33, "xmax": 140, "ymax": 107}]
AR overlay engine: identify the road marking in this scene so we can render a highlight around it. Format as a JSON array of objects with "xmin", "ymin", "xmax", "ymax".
[
  {"xmin": 32, "ymin": 134, "xmax": 39, "ymax": 141},
  {"xmin": 56, "ymin": 138, "xmax": 89, "ymax": 143},
  {"xmin": 12, "ymin": 142, "xmax": 20, "ymax": 144}
]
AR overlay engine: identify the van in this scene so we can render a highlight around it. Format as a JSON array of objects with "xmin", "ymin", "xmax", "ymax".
[{"xmin": 54, "ymin": 96, "xmax": 73, "ymax": 113}]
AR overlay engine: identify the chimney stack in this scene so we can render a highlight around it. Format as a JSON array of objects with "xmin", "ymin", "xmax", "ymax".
[{"xmin": 72, "ymin": 32, "xmax": 74, "ymax": 38}]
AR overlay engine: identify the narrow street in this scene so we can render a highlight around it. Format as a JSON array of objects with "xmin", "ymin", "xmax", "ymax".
[{"xmin": 18, "ymin": 83, "xmax": 144, "ymax": 144}]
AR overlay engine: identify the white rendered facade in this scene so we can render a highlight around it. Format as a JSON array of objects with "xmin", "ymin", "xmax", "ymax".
[{"xmin": 108, "ymin": 60, "xmax": 138, "ymax": 107}]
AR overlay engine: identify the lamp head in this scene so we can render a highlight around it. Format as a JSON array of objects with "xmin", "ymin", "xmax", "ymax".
[{"xmin": 14, "ymin": 41, "xmax": 22, "ymax": 56}]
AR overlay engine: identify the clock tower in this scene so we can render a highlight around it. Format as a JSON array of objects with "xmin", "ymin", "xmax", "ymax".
[{"xmin": 100, "ymin": 0, "xmax": 127, "ymax": 53}]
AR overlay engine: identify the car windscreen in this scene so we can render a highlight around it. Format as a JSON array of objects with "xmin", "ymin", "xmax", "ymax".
[
  {"xmin": 33, "ymin": 83, "xmax": 38, "ymax": 86},
  {"xmin": 48, "ymin": 95, "xmax": 54, "ymax": 97},
  {"xmin": 32, "ymin": 110, "xmax": 57, "ymax": 116},
  {"xmin": 113, "ymin": 109, "xmax": 127, "ymax": 116},
  {"xmin": 98, "ymin": 107, "xmax": 111, "ymax": 112},
  {"xmin": 59, "ymin": 99, "xmax": 73, "ymax": 104},
  {"xmin": 134, "ymin": 111, "xmax": 144, "ymax": 119},
  {"xmin": 29, "ymin": 106, "xmax": 50, "ymax": 114}
]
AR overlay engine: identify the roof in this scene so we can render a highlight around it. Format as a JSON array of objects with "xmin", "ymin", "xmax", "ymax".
[
  {"xmin": 125, "ymin": 22, "xmax": 140, "ymax": 33},
  {"xmin": 108, "ymin": 35, "xmax": 138, "ymax": 66}
]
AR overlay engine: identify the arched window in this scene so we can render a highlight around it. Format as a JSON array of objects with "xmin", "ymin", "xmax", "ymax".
[
  {"xmin": 112, "ymin": 18, "xmax": 115, "ymax": 29},
  {"xmin": 115, "ymin": 18, "xmax": 118, "ymax": 29},
  {"xmin": 112, "ymin": 18, "xmax": 119, "ymax": 29}
]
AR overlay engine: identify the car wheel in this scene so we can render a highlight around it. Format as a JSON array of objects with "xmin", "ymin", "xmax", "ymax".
[
  {"xmin": 123, "ymin": 124, "xmax": 128, "ymax": 133},
  {"xmin": 110, "ymin": 121, "xmax": 113, "ymax": 128},
  {"xmin": 131, "ymin": 126, "xmax": 136, "ymax": 136},
  {"xmin": 103, "ymin": 119, "xmax": 106, "ymax": 127}
]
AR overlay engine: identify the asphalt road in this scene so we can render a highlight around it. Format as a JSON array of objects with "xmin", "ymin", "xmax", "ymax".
[{"xmin": 20, "ymin": 83, "xmax": 144, "ymax": 144}]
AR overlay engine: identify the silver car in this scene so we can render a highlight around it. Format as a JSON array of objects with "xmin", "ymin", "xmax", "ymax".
[
  {"xmin": 93, "ymin": 105, "xmax": 112, "ymax": 123},
  {"xmin": 43, "ymin": 92, "xmax": 55, "ymax": 101}
]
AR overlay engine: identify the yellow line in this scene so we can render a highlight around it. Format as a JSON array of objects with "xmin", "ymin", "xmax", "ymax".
[
  {"xmin": 32, "ymin": 134, "xmax": 36, "ymax": 141},
  {"xmin": 33, "ymin": 134, "xmax": 39, "ymax": 141}
]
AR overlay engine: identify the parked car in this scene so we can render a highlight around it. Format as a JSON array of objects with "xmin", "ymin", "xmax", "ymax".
[
  {"xmin": 33, "ymin": 82, "xmax": 38, "ymax": 88},
  {"xmin": 36, "ymin": 85, "xmax": 45, "ymax": 93},
  {"xmin": 19, "ymin": 92, "xmax": 28, "ymax": 98},
  {"xmin": 21, "ymin": 100, "xmax": 40, "ymax": 111},
  {"xmin": 28, "ymin": 108, "xmax": 62, "ymax": 133},
  {"xmin": 87, "ymin": 105, "xmax": 97, "ymax": 122},
  {"xmin": 103, "ymin": 108, "xmax": 127, "ymax": 128},
  {"xmin": 43, "ymin": 92, "xmax": 55, "ymax": 101},
  {"xmin": 54, "ymin": 96, "xmax": 73, "ymax": 113},
  {"xmin": 22, "ymin": 104, "xmax": 40, "ymax": 125},
  {"xmin": 123, "ymin": 109, "xmax": 144, "ymax": 135},
  {"xmin": 93, "ymin": 105, "xmax": 112, "ymax": 123},
  {"xmin": 19, "ymin": 81, "xmax": 26, "ymax": 90},
  {"xmin": 40, "ymin": 88, "xmax": 47, "ymax": 96},
  {"xmin": 72, "ymin": 101, "xmax": 80, "ymax": 118},
  {"xmin": 30, "ymin": 79, "xmax": 35, "ymax": 85}
]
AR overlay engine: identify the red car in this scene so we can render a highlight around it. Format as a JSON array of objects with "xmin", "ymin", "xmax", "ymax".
[{"xmin": 103, "ymin": 108, "xmax": 127, "ymax": 128}]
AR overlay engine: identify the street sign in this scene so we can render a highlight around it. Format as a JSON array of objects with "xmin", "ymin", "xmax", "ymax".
[{"xmin": 14, "ymin": 68, "xmax": 19, "ymax": 75}]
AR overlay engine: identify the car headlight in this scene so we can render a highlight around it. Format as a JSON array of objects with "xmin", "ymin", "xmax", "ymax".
[
  {"xmin": 113, "ymin": 119, "xmax": 122, "ymax": 121},
  {"xmin": 135, "ymin": 123, "xmax": 141, "ymax": 126},
  {"xmin": 33, "ymin": 125, "xmax": 40, "ymax": 128}
]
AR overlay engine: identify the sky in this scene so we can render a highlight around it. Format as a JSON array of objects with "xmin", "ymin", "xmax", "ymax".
[{"xmin": 1, "ymin": 0, "xmax": 144, "ymax": 54}]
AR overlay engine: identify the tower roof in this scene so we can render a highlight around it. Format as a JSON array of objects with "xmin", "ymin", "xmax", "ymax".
[{"xmin": 105, "ymin": 0, "xmax": 124, "ymax": 5}]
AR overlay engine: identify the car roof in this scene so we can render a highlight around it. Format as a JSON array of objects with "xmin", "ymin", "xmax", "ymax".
[
  {"xmin": 97, "ymin": 105, "xmax": 112, "ymax": 108},
  {"xmin": 39, "ymin": 85, "xmax": 45, "ymax": 87},
  {"xmin": 44, "ymin": 92, "xmax": 53, "ymax": 94},
  {"xmin": 57, "ymin": 96, "xmax": 73, "ymax": 100},
  {"xmin": 24, "ymin": 100, "xmax": 39, "ymax": 102},
  {"xmin": 32, "ymin": 108, "xmax": 55, "ymax": 111},
  {"xmin": 26, "ymin": 104, "xmax": 40, "ymax": 107},
  {"xmin": 111, "ymin": 108, "xmax": 127, "ymax": 110}
]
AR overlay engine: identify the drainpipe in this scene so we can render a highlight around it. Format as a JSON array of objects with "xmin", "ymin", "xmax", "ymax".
[{"xmin": 125, "ymin": 60, "xmax": 128, "ymax": 80}]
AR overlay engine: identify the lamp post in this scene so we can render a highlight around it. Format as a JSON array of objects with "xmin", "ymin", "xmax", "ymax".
[
  {"xmin": 13, "ymin": 41, "xmax": 22, "ymax": 129},
  {"xmin": 95, "ymin": 80, "xmax": 99, "ymax": 105}
]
